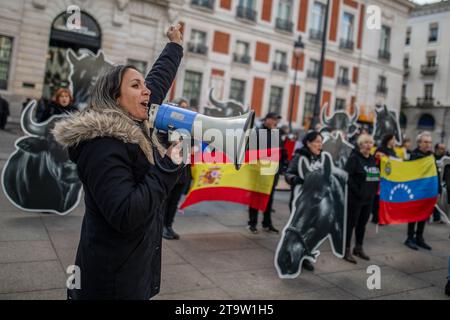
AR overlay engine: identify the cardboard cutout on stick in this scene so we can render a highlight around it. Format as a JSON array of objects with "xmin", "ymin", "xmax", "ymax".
[
  {"xmin": 67, "ymin": 49, "xmax": 113, "ymax": 110},
  {"xmin": 322, "ymin": 131, "xmax": 355, "ymax": 170},
  {"xmin": 275, "ymin": 152, "xmax": 348, "ymax": 278},
  {"xmin": 1, "ymin": 101, "xmax": 83, "ymax": 215},
  {"xmin": 320, "ymin": 103, "xmax": 360, "ymax": 138},
  {"xmin": 204, "ymin": 88, "xmax": 247, "ymax": 117},
  {"xmin": 372, "ymin": 104, "xmax": 402, "ymax": 146}
]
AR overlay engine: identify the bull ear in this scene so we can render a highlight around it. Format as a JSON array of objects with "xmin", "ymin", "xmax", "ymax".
[
  {"xmin": 322, "ymin": 152, "xmax": 333, "ymax": 178},
  {"xmin": 299, "ymin": 157, "xmax": 311, "ymax": 180},
  {"xmin": 66, "ymin": 49, "xmax": 78, "ymax": 66},
  {"xmin": 16, "ymin": 137, "xmax": 46, "ymax": 154}
]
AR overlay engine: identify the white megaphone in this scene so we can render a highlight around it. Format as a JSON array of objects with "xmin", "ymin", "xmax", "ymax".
[{"xmin": 148, "ymin": 103, "xmax": 255, "ymax": 170}]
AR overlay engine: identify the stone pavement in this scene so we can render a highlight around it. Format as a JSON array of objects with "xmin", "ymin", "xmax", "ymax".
[{"xmin": 0, "ymin": 130, "xmax": 449, "ymax": 300}]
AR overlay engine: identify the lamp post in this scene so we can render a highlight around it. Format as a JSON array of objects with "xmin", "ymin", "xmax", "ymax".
[
  {"xmin": 288, "ymin": 36, "xmax": 304, "ymax": 131},
  {"xmin": 311, "ymin": 0, "xmax": 331, "ymax": 129}
]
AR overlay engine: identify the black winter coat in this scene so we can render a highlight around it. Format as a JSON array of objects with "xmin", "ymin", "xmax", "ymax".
[
  {"xmin": 36, "ymin": 101, "xmax": 77, "ymax": 123},
  {"xmin": 344, "ymin": 149, "xmax": 380, "ymax": 204},
  {"xmin": 285, "ymin": 146, "xmax": 321, "ymax": 186},
  {"xmin": 53, "ymin": 42, "xmax": 183, "ymax": 300}
]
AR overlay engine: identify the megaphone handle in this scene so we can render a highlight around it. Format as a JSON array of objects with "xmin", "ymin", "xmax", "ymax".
[{"xmin": 152, "ymin": 145, "xmax": 184, "ymax": 174}]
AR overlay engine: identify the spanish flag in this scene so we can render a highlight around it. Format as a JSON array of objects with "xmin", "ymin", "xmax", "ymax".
[
  {"xmin": 180, "ymin": 149, "xmax": 279, "ymax": 212},
  {"xmin": 379, "ymin": 156, "xmax": 439, "ymax": 224}
]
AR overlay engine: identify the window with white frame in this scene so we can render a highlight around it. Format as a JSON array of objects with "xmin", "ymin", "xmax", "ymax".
[
  {"xmin": 268, "ymin": 86, "xmax": 283, "ymax": 114},
  {"xmin": 0, "ymin": 35, "xmax": 13, "ymax": 90},
  {"xmin": 380, "ymin": 25, "xmax": 391, "ymax": 52},
  {"xmin": 277, "ymin": 0, "xmax": 293, "ymax": 21},
  {"xmin": 182, "ymin": 71, "xmax": 203, "ymax": 107},
  {"xmin": 341, "ymin": 12, "xmax": 354, "ymax": 42},
  {"xmin": 429, "ymin": 23, "xmax": 438, "ymax": 42},
  {"xmin": 303, "ymin": 93, "xmax": 317, "ymax": 128},
  {"xmin": 312, "ymin": 2, "xmax": 326, "ymax": 33},
  {"xmin": 229, "ymin": 78, "xmax": 246, "ymax": 104}
]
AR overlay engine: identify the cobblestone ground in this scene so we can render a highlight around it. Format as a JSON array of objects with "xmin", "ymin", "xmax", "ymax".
[{"xmin": 0, "ymin": 128, "xmax": 449, "ymax": 300}]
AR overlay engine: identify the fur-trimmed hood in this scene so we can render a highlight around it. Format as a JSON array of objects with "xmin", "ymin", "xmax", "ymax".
[{"xmin": 52, "ymin": 109, "xmax": 165, "ymax": 165}]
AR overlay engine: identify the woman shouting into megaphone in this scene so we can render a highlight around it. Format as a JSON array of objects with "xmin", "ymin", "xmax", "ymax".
[{"xmin": 52, "ymin": 25, "xmax": 184, "ymax": 300}]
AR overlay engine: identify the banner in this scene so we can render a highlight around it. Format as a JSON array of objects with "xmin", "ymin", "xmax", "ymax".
[
  {"xmin": 180, "ymin": 149, "xmax": 278, "ymax": 212},
  {"xmin": 379, "ymin": 156, "xmax": 439, "ymax": 224}
]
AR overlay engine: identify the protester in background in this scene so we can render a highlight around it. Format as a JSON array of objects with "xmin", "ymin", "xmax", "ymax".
[
  {"xmin": 0, "ymin": 94, "xmax": 10, "ymax": 130},
  {"xmin": 284, "ymin": 130, "xmax": 323, "ymax": 272},
  {"xmin": 248, "ymin": 112, "xmax": 285, "ymax": 235},
  {"xmin": 22, "ymin": 97, "xmax": 32, "ymax": 112},
  {"xmin": 344, "ymin": 134, "xmax": 379, "ymax": 263},
  {"xmin": 371, "ymin": 134, "xmax": 398, "ymax": 224},
  {"xmin": 404, "ymin": 131, "xmax": 440, "ymax": 251},
  {"xmin": 162, "ymin": 97, "xmax": 191, "ymax": 240},
  {"xmin": 36, "ymin": 88, "xmax": 77, "ymax": 122},
  {"xmin": 401, "ymin": 137, "xmax": 412, "ymax": 160},
  {"xmin": 435, "ymin": 143, "xmax": 448, "ymax": 161}
]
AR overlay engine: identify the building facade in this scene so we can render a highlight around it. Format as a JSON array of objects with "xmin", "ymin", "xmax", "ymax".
[
  {"xmin": 402, "ymin": 0, "xmax": 450, "ymax": 148},
  {"xmin": 0, "ymin": 0, "xmax": 413, "ymax": 129}
]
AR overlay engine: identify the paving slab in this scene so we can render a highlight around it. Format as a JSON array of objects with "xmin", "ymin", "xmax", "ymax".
[
  {"xmin": 0, "ymin": 240, "xmax": 57, "ymax": 264},
  {"xmin": 159, "ymin": 264, "xmax": 217, "ymax": 295},
  {"xmin": 0, "ymin": 261, "xmax": 66, "ymax": 294},
  {"xmin": 319, "ymin": 266, "xmax": 432, "ymax": 300}
]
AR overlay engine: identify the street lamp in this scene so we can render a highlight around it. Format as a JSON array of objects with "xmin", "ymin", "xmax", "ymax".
[
  {"xmin": 288, "ymin": 36, "xmax": 304, "ymax": 131},
  {"xmin": 311, "ymin": 0, "xmax": 331, "ymax": 129}
]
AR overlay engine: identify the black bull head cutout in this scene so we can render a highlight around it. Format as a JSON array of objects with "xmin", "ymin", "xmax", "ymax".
[
  {"xmin": 322, "ymin": 132, "xmax": 355, "ymax": 170},
  {"xmin": 1, "ymin": 101, "xmax": 82, "ymax": 215},
  {"xmin": 67, "ymin": 49, "xmax": 113, "ymax": 110},
  {"xmin": 320, "ymin": 103, "xmax": 359, "ymax": 137},
  {"xmin": 275, "ymin": 152, "xmax": 348, "ymax": 278},
  {"xmin": 204, "ymin": 88, "xmax": 247, "ymax": 117},
  {"xmin": 372, "ymin": 104, "xmax": 402, "ymax": 145}
]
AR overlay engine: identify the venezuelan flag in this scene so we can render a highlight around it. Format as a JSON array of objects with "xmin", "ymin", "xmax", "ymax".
[
  {"xmin": 180, "ymin": 149, "xmax": 279, "ymax": 212},
  {"xmin": 379, "ymin": 156, "xmax": 439, "ymax": 224}
]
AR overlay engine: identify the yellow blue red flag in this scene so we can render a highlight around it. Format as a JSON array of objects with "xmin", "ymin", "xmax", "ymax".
[{"xmin": 379, "ymin": 156, "xmax": 439, "ymax": 224}]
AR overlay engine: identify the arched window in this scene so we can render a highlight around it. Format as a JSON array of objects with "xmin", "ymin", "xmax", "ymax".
[
  {"xmin": 400, "ymin": 112, "xmax": 407, "ymax": 129},
  {"xmin": 50, "ymin": 11, "xmax": 101, "ymax": 52},
  {"xmin": 417, "ymin": 113, "xmax": 435, "ymax": 130}
]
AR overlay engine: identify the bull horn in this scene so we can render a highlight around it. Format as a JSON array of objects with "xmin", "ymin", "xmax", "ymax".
[
  {"xmin": 350, "ymin": 105, "xmax": 359, "ymax": 123},
  {"xmin": 21, "ymin": 100, "xmax": 46, "ymax": 136},
  {"xmin": 320, "ymin": 102, "xmax": 330, "ymax": 126},
  {"xmin": 321, "ymin": 152, "xmax": 333, "ymax": 178},
  {"xmin": 208, "ymin": 88, "xmax": 226, "ymax": 110}
]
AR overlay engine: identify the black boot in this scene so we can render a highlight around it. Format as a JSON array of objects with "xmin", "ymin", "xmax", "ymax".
[
  {"xmin": 302, "ymin": 259, "xmax": 315, "ymax": 271},
  {"xmin": 163, "ymin": 226, "xmax": 180, "ymax": 240},
  {"xmin": 404, "ymin": 238, "xmax": 418, "ymax": 250},
  {"xmin": 343, "ymin": 247, "xmax": 357, "ymax": 264},
  {"xmin": 415, "ymin": 237, "xmax": 432, "ymax": 250},
  {"xmin": 353, "ymin": 245, "xmax": 370, "ymax": 260}
]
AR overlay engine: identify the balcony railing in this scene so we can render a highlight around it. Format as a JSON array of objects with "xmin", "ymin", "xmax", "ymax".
[
  {"xmin": 236, "ymin": 5, "xmax": 257, "ymax": 22},
  {"xmin": 376, "ymin": 86, "xmax": 388, "ymax": 95},
  {"xmin": 421, "ymin": 64, "xmax": 438, "ymax": 76},
  {"xmin": 309, "ymin": 28, "xmax": 324, "ymax": 41},
  {"xmin": 337, "ymin": 77, "xmax": 350, "ymax": 86},
  {"xmin": 339, "ymin": 38, "xmax": 354, "ymax": 51},
  {"xmin": 233, "ymin": 53, "xmax": 251, "ymax": 64},
  {"xmin": 187, "ymin": 43, "xmax": 208, "ymax": 55},
  {"xmin": 378, "ymin": 49, "xmax": 391, "ymax": 61},
  {"xmin": 275, "ymin": 18, "xmax": 293, "ymax": 32},
  {"xmin": 417, "ymin": 97, "xmax": 435, "ymax": 107},
  {"xmin": 191, "ymin": 0, "xmax": 215, "ymax": 10},
  {"xmin": 307, "ymin": 70, "xmax": 319, "ymax": 79},
  {"xmin": 272, "ymin": 62, "xmax": 288, "ymax": 72}
]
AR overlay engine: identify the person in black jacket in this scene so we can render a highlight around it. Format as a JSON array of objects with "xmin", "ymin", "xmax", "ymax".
[
  {"xmin": 52, "ymin": 25, "xmax": 184, "ymax": 300},
  {"xmin": 247, "ymin": 112, "xmax": 286, "ymax": 234},
  {"xmin": 162, "ymin": 97, "xmax": 191, "ymax": 240},
  {"xmin": 404, "ymin": 131, "xmax": 439, "ymax": 251},
  {"xmin": 37, "ymin": 88, "xmax": 77, "ymax": 122},
  {"xmin": 344, "ymin": 134, "xmax": 380, "ymax": 263},
  {"xmin": 371, "ymin": 133, "xmax": 399, "ymax": 224},
  {"xmin": 284, "ymin": 130, "xmax": 323, "ymax": 271}
]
